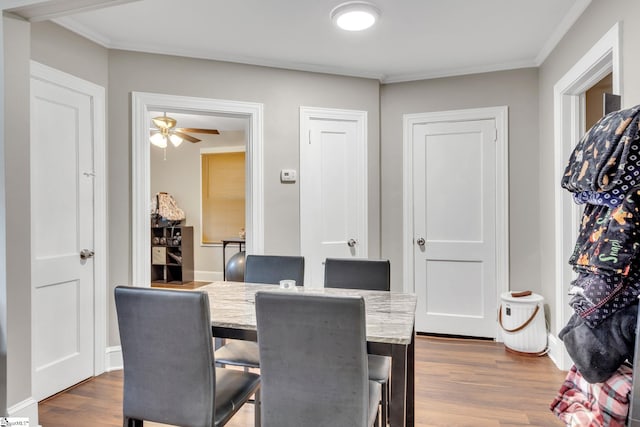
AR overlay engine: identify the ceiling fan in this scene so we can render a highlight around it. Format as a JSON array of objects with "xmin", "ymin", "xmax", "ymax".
[{"xmin": 149, "ymin": 113, "xmax": 220, "ymax": 148}]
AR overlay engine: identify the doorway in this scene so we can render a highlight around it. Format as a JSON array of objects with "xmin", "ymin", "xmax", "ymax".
[
  {"xmin": 551, "ymin": 23, "xmax": 620, "ymax": 370},
  {"xmin": 299, "ymin": 107, "xmax": 368, "ymax": 287},
  {"xmin": 403, "ymin": 106, "xmax": 509, "ymax": 338},
  {"xmin": 149, "ymin": 111, "xmax": 247, "ymax": 283},
  {"xmin": 30, "ymin": 61, "xmax": 107, "ymax": 400},
  {"xmin": 131, "ymin": 93, "xmax": 264, "ymax": 287}
]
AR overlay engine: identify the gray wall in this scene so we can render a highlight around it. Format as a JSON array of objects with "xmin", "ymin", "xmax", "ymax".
[
  {"xmin": 31, "ymin": 21, "xmax": 109, "ymax": 86},
  {"xmin": 538, "ymin": 0, "xmax": 640, "ymax": 332},
  {"xmin": 2, "ymin": 18, "xmax": 109, "ymax": 411},
  {"xmin": 11, "ymin": 19, "xmax": 381, "ymax": 402},
  {"xmin": 380, "ymin": 69, "xmax": 540, "ymax": 293},
  {"xmin": 107, "ymin": 51, "xmax": 381, "ymax": 344}
]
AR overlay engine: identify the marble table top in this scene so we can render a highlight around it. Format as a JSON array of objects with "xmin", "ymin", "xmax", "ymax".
[{"xmin": 196, "ymin": 281, "xmax": 417, "ymax": 345}]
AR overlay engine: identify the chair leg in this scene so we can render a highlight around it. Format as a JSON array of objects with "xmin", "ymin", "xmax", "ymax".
[
  {"xmin": 381, "ymin": 382, "xmax": 388, "ymax": 427},
  {"xmin": 254, "ymin": 389, "xmax": 261, "ymax": 427},
  {"xmin": 124, "ymin": 417, "xmax": 143, "ymax": 427}
]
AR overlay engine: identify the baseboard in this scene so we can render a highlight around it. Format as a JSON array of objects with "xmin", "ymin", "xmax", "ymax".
[
  {"xmin": 548, "ymin": 332, "xmax": 572, "ymax": 371},
  {"xmin": 195, "ymin": 270, "xmax": 222, "ymax": 282},
  {"xmin": 105, "ymin": 345, "xmax": 123, "ymax": 371},
  {"xmin": 8, "ymin": 396, "xmax": 38, "ymax": 425}
]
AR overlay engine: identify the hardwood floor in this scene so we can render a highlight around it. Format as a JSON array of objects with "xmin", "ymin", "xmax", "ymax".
[{"xmin": 38, "ymin": 336, "xmax": 568, "ymax": 427}]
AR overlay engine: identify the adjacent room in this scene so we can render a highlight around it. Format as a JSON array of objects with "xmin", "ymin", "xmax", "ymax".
[{"xmin": 2, "ymin": 0, "xmax": 640, "ymax": 426}]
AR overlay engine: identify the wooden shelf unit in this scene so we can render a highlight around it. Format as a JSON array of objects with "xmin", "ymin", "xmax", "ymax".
[{"xmin": 150, "ymin": 226, "xmax": 194, "ymax": 284}]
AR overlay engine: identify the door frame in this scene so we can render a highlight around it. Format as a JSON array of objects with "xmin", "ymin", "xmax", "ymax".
[
  {"xmin": 30, "ymin": 61, "xmax": 108, "ymax": 377},
  {"xmin": 402, "ymin": 106, "xmax": 509, "ymax": 337},
  {"xmin": 551, "ymin": 22, "xmax": 620, "ymax": 370},
  {"xmin": 131, "ymin": 92, "xmax": 264, "ymax": 286},
  {"xmin": 299, "ymin": 106, "xmax": 368, "ymax": 287}
]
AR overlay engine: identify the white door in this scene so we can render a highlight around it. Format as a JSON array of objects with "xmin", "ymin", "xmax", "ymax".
[
  {"xmin": 31, "ymin": 75, "xmax": 95, "ymax": 400},
  {"xmin": 300, "ymin": 107, "xmax": 367, "ymax": 287},
  {"xmin": 413, "ymin": 119, "xmax": 498, "ymax": 337}
]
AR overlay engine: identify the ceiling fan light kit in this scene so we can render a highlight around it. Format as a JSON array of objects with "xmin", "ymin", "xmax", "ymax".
[
  {"xmin": 169, "ymin": 133, "xmax": 183, "ymax": 147},
  {"xmin": 331, "ymin": 1, "xmax": 380, "ymax": 31},
  {"xmin": 150, "ymin": 132, "xmax": 167, "ymax": 148}
]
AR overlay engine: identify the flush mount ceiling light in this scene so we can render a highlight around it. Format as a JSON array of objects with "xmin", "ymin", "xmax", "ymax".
[{"xmin": 331, "ymin": 1, "xmax": 380, "ymax": 31}]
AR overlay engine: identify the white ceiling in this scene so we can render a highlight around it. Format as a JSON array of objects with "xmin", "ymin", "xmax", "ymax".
[{"xmin": 14, "ymin": 0, "xmax": 592, "ymax": 83}]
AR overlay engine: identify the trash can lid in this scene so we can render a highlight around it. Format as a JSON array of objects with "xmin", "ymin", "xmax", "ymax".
[{"xmin": 501, "ymin": 291, "xmax": 544, "ymax": 304}]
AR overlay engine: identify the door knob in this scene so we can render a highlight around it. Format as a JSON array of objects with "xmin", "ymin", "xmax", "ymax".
[
  {"xmin": 80, "ymin": 249, "xmax": 95, "ymax": 259},
  {"xmin": 347, "ymin": 239, "xmax": 357, "ymax": 247},
  {"xmin": 416, "ymin": 238, "xmax": 425, "ymax": 246}
]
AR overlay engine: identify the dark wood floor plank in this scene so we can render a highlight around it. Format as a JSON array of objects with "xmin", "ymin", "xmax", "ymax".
[{"xmin": 39, "ymin": 336, "xmax": 568, "ymax": 426}]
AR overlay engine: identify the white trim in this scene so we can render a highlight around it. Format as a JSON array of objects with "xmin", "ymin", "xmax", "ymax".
[
  {"xmin": 551, "ymin": 22, "xmax": 620, "ymax": 371},
  {"xmin": 402, "ymin": 106, "xmax": 510, "ymax": 337},
  {"xmin": 546, "ymin": 333, "xmax": 569, "ymax": 370},
  {"xmin": 51, "ymin": 0, "xmax": 592, "ymax": 85},
  {"xmin": 30, "ymin": 61, "xmax": 108, "ymax": 378},
  {"xmin": 132, "ymin": 92, "xmax": 264, "ymax": 286},
  {"xmin": 7, "ymin": 0, "xmax": 138, "ymax": 22},
  {"xmin": 535, "ymin": 0, "xmax": 593, "ymax": 65},
  {"xmin": 8, "ymin": 396, "xmax": 38, "ymax": 422},
  {"xmin": 199, "ymin": 146, "xmax": 246, "ymax": 154},
  {"xmin": 194, "ymin": 270, "xmax": 222, "ymax": 282},
  {"xmin": 105, "ymin": 346, "xmax": 123, "ymax": 372}
]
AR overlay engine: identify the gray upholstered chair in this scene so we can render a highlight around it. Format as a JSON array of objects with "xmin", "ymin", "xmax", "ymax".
[
  {"xmin": 324, "ymin": 257, "xmax": 390, "ymax": 291},
  {"xmin": 244, "ymin": 254, "xmax": 305, "ymax": 286},
  {"xmin": 324, "ymin": 257, "xmax": 391, "ymax": 426},
  {"xmin": 215, "ymin": 254, "xmax": 304, "ymax": 369},
  {"xmin": 255, "ymin": 291, "xmax": 381, "ymax": 427},
  {"xmin": 114, "ymin": 286, "xmax": 261, "ymax": 427}
]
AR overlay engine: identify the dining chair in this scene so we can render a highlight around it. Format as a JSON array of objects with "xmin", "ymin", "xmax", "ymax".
[
  {"xmin": 215, "ymin": 254, "xmax": 305, "ymax": 369},
  {"xmin": 114, "ymin": 286, "xmax": 261, "ymax": 427},
  {"xmin": 324, "ymin": 257, "xmax": 391, "ymax": 426},
  {"xmin": 255, "ymin": 291, "xmax": 381, "ymax": 427}
]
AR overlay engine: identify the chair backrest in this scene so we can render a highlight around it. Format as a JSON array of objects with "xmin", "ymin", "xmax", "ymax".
[
  {"xmin": 324, "ymin": 258, "xmax": 390, "ymax": 291},
  {"xmin": 255, "ymin": 291, "xmax": 369, "ymax": 427},
  {"xmin": 244, "ymin": 255, "xmax": 305, "ymax": 286},
  {"xmin": 114, "ymin": 286, "xmax": 216, "ymax": 427}
]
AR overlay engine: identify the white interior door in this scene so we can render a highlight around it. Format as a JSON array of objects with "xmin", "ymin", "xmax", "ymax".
[
  {"xmin": 31, "ymin": 76, "xmax": 95, "ymax": 400},
  {"xmin": 413, "ymin": 119, "xmax": 498, "ymax": 337},
  {"xmin": 300, "ymin": 107, "xmax": 367, "ymax": 287}
]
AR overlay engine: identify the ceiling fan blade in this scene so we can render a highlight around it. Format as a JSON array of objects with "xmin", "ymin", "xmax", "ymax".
[
  {"xmin": 175, "ymin": 127, "xmax": 220, "ymax": 135},
  {"xmin": 174, "ymin": 131, "xmax": 201, "ymax": 143}
]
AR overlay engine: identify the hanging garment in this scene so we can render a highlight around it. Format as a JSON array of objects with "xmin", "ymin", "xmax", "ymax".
[
  {"xmin": 569, "ymin": 267, "xmax": 640, "ymax": 327},
  {"xmin": 569, "ymin": 187, "xmax": 640, "ymax": 277},
  {"xmin": 572, "ymin": 137, "xmax": 640, "ymax": 208},
  {"xmin": 562, "ymin": 104, "xmax": 640, "ymax": 194},
  {"xmin": 550, "ymin": 364, "xmax": 632, "ymax": 427},
  {"xmin": 559, "ymin": 304, "xmax": 637, "ymax": 384}
]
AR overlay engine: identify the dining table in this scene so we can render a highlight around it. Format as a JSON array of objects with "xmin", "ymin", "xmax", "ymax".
[{"xmin": 196, "ymin": 281, "xmax": 417, "ymax": 427}]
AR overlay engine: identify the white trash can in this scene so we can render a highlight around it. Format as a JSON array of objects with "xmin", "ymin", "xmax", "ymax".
[{"xmin": 499, "ymin": 291, "xmax": 547, "ymax": 355}]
